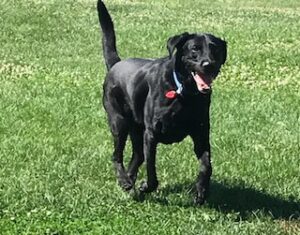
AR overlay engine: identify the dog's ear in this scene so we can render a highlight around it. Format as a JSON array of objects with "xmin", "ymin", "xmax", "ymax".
[
  {"xmin": 221, "ymin": 40, "xmax": 227, "ymax": 65},
  {"xmin": 167, "ymin": 32, "xmax": 190, "ymax": 59}
]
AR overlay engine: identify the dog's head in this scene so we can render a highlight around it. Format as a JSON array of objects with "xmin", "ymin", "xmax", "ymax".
[{"xmin": 167, "ymin": 32, "xmax": 227, "ymax": 94}]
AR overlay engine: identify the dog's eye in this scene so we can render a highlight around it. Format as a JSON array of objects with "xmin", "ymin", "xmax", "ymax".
[{"xmin": 191, "ymin": 45, "xmax": 201, "ymax": 51}]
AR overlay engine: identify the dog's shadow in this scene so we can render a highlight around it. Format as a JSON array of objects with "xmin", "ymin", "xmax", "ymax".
[{"xmin": 138, "ymin": 180, "xmax": 300, "ymax": 220}]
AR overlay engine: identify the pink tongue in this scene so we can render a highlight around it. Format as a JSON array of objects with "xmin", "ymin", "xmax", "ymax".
[{"xmin": 193, "ymin": 73, "xmax": 211, "ymax": 91}]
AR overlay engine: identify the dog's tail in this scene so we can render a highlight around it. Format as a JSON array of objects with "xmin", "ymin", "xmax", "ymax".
[{"xmin": 97, "ymin": 0, "xmax": 121, "ymax": 71}]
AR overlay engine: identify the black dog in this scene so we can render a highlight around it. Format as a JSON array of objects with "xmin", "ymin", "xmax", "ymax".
[{"xmin": 97, "ymin": 0, "xmax": 227, "ymax": 204}]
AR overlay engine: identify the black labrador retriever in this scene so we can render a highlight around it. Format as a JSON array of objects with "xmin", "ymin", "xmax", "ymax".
[{"xmin": 97, "ymin": 0, "xmax": 227, "ymax": 204}]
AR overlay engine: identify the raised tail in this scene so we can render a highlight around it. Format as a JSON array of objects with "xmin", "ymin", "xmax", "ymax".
[{"xmin": 97, "ymin": 0, "xmax": 121, "ymax": 71}]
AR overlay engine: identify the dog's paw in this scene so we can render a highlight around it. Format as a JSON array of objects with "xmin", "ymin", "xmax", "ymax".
[
  {"xmin": 127, "ymin": 173, "xmax": 138, "ymax": 185},
  {"xmin": 194, "ymin": 187, "xmax": 209, "ymax": 205},
  {"xmin": 118, "ymin": 177, "xmax": 134, "ymax": 191},
  {"xmin": 139, "ymin": 180, "xmax": 158, "ymax": 193},
  {"xmin": 194, "ymin": 193, "xmax": 205, "ymax": 205},
  {"xmin": 131, "ymin": 189, "xmax": 146, "ymax": 202}
]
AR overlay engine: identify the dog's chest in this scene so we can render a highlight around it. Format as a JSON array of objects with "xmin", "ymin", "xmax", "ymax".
[{"xmin": 153, "ymin": 100, "xmax": 207, "ymax": 143}]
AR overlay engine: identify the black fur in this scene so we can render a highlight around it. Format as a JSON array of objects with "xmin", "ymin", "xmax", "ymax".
[
  {"xmin": 97, "ymin": 0, "xmax": 120, "ymax": 70},
  {"xmin": 97, "ymin": 0, "xmax": 227, "ymax": 204}
]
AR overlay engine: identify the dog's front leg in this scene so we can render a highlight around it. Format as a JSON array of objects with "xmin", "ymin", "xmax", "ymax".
[
  {"xmin": 139, "ymin": 130, "xmax": 158, "ymax": 193},
  {"xmin": 191, "ymin": 130, "xmax": 212, "ymax": 205}
]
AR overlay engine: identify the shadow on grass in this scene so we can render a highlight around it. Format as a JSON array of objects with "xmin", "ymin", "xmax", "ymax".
[{"xmin": 137, "ymin": 180, "xmax": 300, "ymax": 220}]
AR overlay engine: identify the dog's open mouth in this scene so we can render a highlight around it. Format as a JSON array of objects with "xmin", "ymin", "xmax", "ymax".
[{"xmin": 191, "ymin": 72, "xmax": 212, "ymax": 94}]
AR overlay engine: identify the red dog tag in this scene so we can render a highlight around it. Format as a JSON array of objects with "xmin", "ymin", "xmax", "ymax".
[{"xmin": 165, "ymin": 90, "xmax": 177, "ymax": 99}]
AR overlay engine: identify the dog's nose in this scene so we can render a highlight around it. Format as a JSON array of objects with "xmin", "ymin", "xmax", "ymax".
[
  {"xmin": 201, "ymin": 60, "xmax": 210, "ymax": 67},
  {"xmin": 201, "ymin": 60, "xmax": 215, "ymax": 72}
]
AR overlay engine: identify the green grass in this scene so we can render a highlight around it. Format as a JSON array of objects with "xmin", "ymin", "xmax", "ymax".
[{"xmin": 0, "ymin": 0, "xmax": 299, "ymax": 234}]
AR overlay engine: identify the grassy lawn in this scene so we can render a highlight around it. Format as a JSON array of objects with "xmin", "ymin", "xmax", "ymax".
[{"xmin": 0, "ymin": 0, "xmax": 299, "ymax": 234}]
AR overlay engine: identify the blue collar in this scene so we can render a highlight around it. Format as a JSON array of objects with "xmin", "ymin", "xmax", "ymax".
[{"xmin": 173, "ymin": 71, "xmax": 183, "ymax": 94}]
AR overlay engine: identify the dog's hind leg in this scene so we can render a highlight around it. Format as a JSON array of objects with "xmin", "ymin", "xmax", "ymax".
[
  {"xmin": 110, "ymin": 119, "xmax": 134, "ymax": 191},
  {"xmin": 106, "ymin": 108, "xmax": 133, "ymax": 190},
  {"xmin": 104, "ymin": 87, "xmax": 134, "ymax": 191},
  {"xmin": 127, "ymin": 125, "xmax": 144, "ymax": 184}
]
